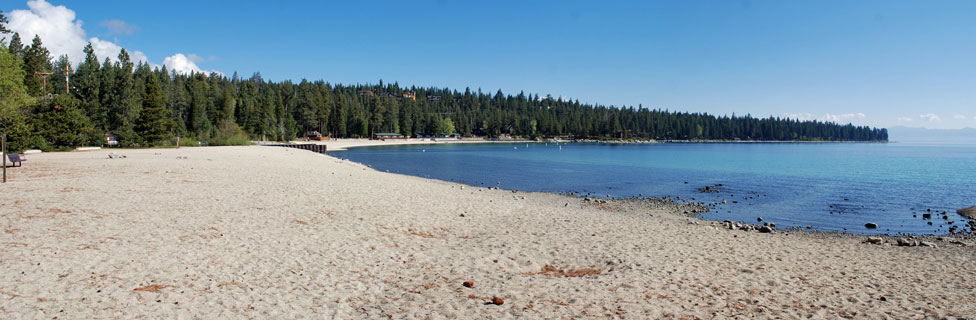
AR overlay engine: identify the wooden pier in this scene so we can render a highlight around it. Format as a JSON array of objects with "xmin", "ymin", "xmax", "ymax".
[{"xmin": 263, "ymin": 143, "xmax": 328, "ymax": 154}]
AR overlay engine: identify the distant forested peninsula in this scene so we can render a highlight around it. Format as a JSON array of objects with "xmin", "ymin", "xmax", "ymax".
[{"xmin": 0, "ymin": 33, "xmax": 887, "ymax": 151}]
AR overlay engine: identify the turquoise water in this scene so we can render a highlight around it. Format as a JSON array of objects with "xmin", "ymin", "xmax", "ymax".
[{"xmin": 333, "ymin": 142, "xmax": 976, "ymax": 235}]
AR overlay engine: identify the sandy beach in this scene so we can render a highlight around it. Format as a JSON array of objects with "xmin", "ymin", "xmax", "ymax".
[{"xmin": 1, "ymin": 145, "xmax": 974, "ymax": 319}]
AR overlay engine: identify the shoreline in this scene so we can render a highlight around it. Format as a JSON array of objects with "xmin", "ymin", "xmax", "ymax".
[
  {"xmin": 540, "ymin": 192, "xmax": 976, "ymax": 244},
  {"xmin": 1, "ymin": 146, "xmax": 973, "ymax": 318},
  {"xmin": 258, "ymin": 138, "xmax": 539, "ymax": 151},
  {"xmin": 254, "ymin": 137, "xmax": 888, "ymax": 152},
  {"xmin": 320, "ymin": 139, "xmax": 971, "ymax": 237}
]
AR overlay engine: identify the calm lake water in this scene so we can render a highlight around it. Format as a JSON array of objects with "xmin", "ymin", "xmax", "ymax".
[{"xmin": 333, "ymin": 142, "xmax": 976, "ymax": 235}]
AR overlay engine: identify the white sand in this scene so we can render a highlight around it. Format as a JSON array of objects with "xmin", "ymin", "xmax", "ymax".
[{"xmin": 1, "ymin": 146, "xmax": 973, "ymax": 319}]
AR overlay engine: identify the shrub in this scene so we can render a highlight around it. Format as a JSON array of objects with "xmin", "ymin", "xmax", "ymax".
[{"xmin": 209, "ymin": 120, "xmax": 252, "ymax": 146}]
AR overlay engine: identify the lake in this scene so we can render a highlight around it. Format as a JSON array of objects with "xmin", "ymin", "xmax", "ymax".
[{"xmin": 333, "ymin": 142, "xmax": 976, "ymax": 235}]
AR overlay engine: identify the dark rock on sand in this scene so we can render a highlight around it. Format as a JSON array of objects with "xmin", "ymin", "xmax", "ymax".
[{"xmin": 490, "ymin": 296, "xmax": 504, "ymax": 305}]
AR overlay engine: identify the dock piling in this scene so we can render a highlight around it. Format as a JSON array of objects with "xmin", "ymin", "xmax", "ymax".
[{"xmin": 262, "ymin": 143, "xmax": 328, "ymax": 154}]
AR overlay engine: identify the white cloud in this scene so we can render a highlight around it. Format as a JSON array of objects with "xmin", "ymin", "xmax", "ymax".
[
  {"xmin": 824, "ymin": 113, "xmax": 865, "ymax": 123},
  {"xmin": 783, "ymin": 113, "xmax": 815, "ymax": 121},
  {"xmin": 187, "ymin": 54, "xmax": 205, "ymax": 63},
  {"xmin": 919, "ymin": 113, "xmax": 941, "ymax": 122},
  {"xmin": 896, "ymin": 117, "xmax": 914, "ymax": 123},
  {"xmin": 952, "ymin": 114, "xmax": 966, "ymax": 120},
  {"xmin": 783, "ymin": 112, "xmax": 865, "ymax": 124},
  {"xmin": 6, "ymin": 0, "xmax": 218, "ymax": 75},
  {"xmin": 7, "ymin": 0, "xmax": 87, "ymax": 65},
  {"xmin": 99, "ymin": 19, "xmax": 139, "ymax": 35},
  {"xmin": 163, "ymin": 53, "xmax": 221, "ymax": 75},
  {"xmin": 90, "ymin": 37, "xmax": 149, "ymax": 65}
]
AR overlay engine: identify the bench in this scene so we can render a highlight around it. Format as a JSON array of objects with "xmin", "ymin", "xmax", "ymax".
[{"xmin": 6, "ymin": 153, "xmax": 25, "ymax": 167}]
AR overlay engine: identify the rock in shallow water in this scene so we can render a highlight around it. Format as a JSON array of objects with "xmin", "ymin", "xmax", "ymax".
[
  {"xmin": 957, "ymin": 206, "xmax": 976, "ymax": 219},
  {"xmin": 865, "ymin": 222, "xmax": 878, "ymax": 229}
]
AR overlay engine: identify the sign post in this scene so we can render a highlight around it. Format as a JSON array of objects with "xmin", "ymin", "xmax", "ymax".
[{"xmin": 2, "ymin": 134, "xmax": 6, "ymax": 183}]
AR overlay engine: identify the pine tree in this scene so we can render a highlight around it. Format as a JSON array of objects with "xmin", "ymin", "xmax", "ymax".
[
  {"xmin": 51, "ymin": 55, "xmax": 70, "ymax": 95},
  {"xmin": 384, "ymin": 97, "xmax": 399, "ymax": 134},
  {"xmin": 8, "ymin": 33, "xmax": 23, "ymax": 58},
  {"xmin": 169, "ymin": 75, "xmax": 189, "ymax": 137},
  {"xmin": 331, "ymin": 94, "xmax": 348, "ymax": 137},
  {"xmin": 370, "ymin": 96, "xmax": 385, "ymax": 135},
  {"xmin": 112, "ymin": 49, "xmax": 139, "ymax": 145},
  {"xmin": 0, "ymin": 45, "xmax": 36, "ymax": 152},
  {"xmin": 0, "ymin": 38, "xmax": 890, "ymax": 148},
  {"xmin": 316, "ymin": 83, "xmax": 332, "ymax": 135},
  {"xmin": 22, "ymin": 35, "xmax": 52, "ymax": 96},
  {"xmin": 218, "ymin": 81, "xmax": 236, "ymax": 124},
  {"xmin": 0, "ymin": 10, "xmax": 9, "ymax": 35},
  {"xmin": 293, "ymin": 80, "xmax": 318, "ymax": 136},
  {"xmin": 398, "ymin": 100, "xmax": 412, "ymax": 137},
  {"xmin": 237, "ymin": 80, "xmax": 258, "ymax": 135},
  {"xmin": 0, "ymin": 47, "xmax": 30, "ymax": 108},
  {"xmin": 72, "ymin": 43, "xmax": 101, "ymax": 125},
  {"xmin": 263, "ymin": 86, "xmax": 283, "ymax": 140},
  {"xmin": 98, "ymin": 58, "xmax": 117, "ymax": 132},
  {"xmin": 189, "ymin": 74, "xmax": 213, "ymax": 140},
  {"xmin": 33, "ymin": 94, "xmax": 94, "ymax": 149},
  {"xmin": 135, "ymin": 74, "xmax": 173, "ymax": 146}
]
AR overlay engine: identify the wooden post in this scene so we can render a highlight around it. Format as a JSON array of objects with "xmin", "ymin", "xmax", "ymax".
[
  {"xmin": 2, "ymin": 134, "xmax": 6, "ymax": 183},
  {"xmin": 64, "ymin": 64, "xmax": 72, "ymax": 95},
  {"xmin": 176, "ymin": 136, "xmax": 180, "ymax": 149}
]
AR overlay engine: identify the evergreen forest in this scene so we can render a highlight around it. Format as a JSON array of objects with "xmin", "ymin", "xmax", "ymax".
[{"xmin": 0, "ymin": 24, "xmax": 887, "ymax": 152}]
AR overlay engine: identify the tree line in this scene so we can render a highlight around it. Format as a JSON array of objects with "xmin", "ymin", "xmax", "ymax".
[{"xmin": 0, "ymin": 28, "xmax": 886, "ymax": 152}]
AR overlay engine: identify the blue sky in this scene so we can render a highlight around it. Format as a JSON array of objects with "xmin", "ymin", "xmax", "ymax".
[{"xmin": 5, "ymin": 0, "xmax": 975, "ymax": 129}]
